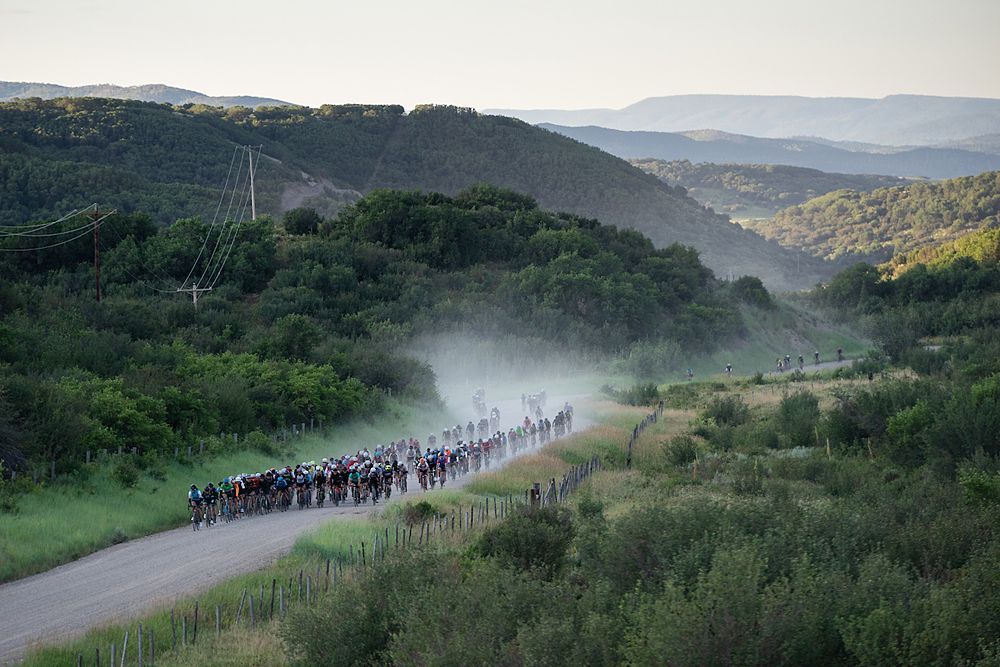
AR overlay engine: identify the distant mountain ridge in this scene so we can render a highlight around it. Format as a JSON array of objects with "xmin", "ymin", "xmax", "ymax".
[
  {"xmin": 487, "ymin": 94, "xmax": 1000, "ymax": 147},
  {"xmin": 0, "ymin": 97, "xmax": 831, "ymax": 291},
  {"xmin": 0, "ymin": 81, "xmax": 290, "ymax": 107},
  {"xmin": 538, "ymin": 124, "xmax": 1000, "ymax": 179}
]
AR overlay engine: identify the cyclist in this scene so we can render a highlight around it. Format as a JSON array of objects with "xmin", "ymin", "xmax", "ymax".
[
  {"xmin": 383, "ymin": 461, "xmax": 394, "ymax": 499},
  {"xmin": 314, "ymin": 465, "xmax": 327, "ymax": 508},
  {"xmin": 437, "ymin": 453, "xmax": 447, "ymax": 486},
  {"xmin": 202, "ymin": 483, "xmax": 218, "ymax": 526},
  {"xmin": 814, "ymin": 350, "xmax": 820, "ymax": 365},
  {"xmin": 725, "ymin": 363, "xmax": 733, "ymax": 377},
  {"xmin": 188, "ymin": 484, "xmax": 203, "ymax": 529},
  {"xmin": 348, "ymin": 466, "xmax": 362, "ymax": 505},
  {"xmin": 416, "ymin": 456, "xmax": 430, "ymax": 491},
  {"xmin": 367, "ymin": 465, "xmax": 381, "ymax": 504}
]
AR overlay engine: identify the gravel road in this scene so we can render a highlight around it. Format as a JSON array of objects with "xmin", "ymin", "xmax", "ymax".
[{"xmin": 0, "ymin": 392, "xmax": 585, "ymax": 664}]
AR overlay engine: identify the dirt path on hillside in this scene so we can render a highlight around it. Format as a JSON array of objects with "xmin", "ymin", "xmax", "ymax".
[{"xmin": 0, "ymin": 393, "xmax": 588, "ymax": 665}]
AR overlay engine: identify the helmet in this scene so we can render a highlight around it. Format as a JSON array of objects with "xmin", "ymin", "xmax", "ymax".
[{"xmin": 190, "ymin": 484, "xmax": 198, "ymax": 490}]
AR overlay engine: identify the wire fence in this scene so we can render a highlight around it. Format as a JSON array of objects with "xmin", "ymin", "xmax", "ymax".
[{"xmin": 67, "ymin": 404, "xmax": 662, "ymax": 664}]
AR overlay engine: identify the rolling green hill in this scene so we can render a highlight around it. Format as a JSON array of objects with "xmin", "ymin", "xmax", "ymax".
[
  {"xmin": 0, "ymin": 98, "xmax": 827, "ymax": 290},
  {"xmin": 886, "ymin": 227, "xmax": 1000, "ymax": 276},
  {"xmin": 632, "ymin": 158, "xmax": 902, "ymax": 218},
  {"xmin": 742, "ymin": 171, "xmax": 1000, "ymax": 263}
]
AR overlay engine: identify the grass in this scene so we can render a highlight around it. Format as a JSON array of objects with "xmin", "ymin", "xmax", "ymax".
[
  {"xmin": 19, "ymin": 479, "xmax": 522, "ymax": 667},
  {"xmin": 21, "ymin": 399, "xmax": 666, "ymax": 666},
  {"xmin": 0, "ymin": 400, "xmax": 458, "ymax": 583},
  {"xmin": 691, "ymin": 299, "xmax": 869, "ymax": 380}
]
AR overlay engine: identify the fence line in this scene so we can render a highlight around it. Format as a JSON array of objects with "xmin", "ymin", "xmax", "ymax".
[{"xmin": 69, "ymin": 405, "xmax": 661, "ymax": 663}]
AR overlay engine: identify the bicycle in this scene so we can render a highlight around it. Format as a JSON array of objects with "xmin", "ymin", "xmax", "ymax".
[
  {"xmin": 317, "ymin": 485, "xmax": 326, "ymax": 508},
  {"xmin": 204, "ymin": 500, "xmax": 216, "ymax": 526},
  {"xmin": 191, "ymin": 503, "xmax": 202, "ymax": 531}
]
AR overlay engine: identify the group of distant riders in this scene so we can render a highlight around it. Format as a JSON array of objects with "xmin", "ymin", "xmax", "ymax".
[
  {"xmin": 774, "ymin": 347, "xmax": 844, "ymax": 373},
  {"xmin": 680, "ymin": 348, "xmax": 846, "ymax": 380},
  {"xmin": 186, "ymin": 390, "xmax": 574, "ymax": 530}
]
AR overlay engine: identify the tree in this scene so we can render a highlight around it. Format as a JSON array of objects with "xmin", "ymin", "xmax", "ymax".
[{"xmin": 283, "ymin": 207, "xmax": 322, "ymax": 235}]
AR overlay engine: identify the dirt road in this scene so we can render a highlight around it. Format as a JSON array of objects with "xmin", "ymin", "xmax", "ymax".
[{"xmin": 0, "ymin": 393, "xmax": 584, "ymax": 664}]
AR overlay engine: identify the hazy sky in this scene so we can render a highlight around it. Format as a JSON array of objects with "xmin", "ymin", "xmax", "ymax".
[{"xmin": 2, "ymin": 0, "xmax": 998, "ymax": 109}]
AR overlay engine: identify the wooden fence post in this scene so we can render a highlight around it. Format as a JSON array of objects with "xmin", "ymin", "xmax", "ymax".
[
  {"xmin": 110, "ymin": 644, "xmax": 116, "ymax": 667},
  {"xmin": 170, "ymin": 610, "xmax": 176, "ymax": 651},
  {"xmin": 271, "ymin": 578, "xmax": 277, "ymax": 618},
  {"xmin": 249, "ymin": 594, "xmax": 255, "ymax": 628},
  {"xmin": 137, "ymin": 624, "xmax": 143, "ymax": 667},
  {"xmin": 235, "ymin": 589, "xmax": 247, "ymax": 623},
  {"xmin": 215, "ymin": 605, "xmax": 221, "ymax": 637},
  {"xmin": 192, "ymin": 601, "xmax": 198, "ymax": 644},
  {"xmin": 120, "ymin": 631, "xmax": 129, "ymax": 667},
  {"xmin": 181, "ymin": 616, "xmax": 186, "ymax": 647}
]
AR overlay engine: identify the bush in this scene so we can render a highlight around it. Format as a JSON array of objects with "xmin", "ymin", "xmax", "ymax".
[
  {"xmin": 615, "ymin": 382, "xmax": 660, "ymax": 406},
  {"xmin": 473, "ymin": 505, "xmax": 575, "ymax": 578},
  {"xmin": 401, "ymin": 500, "xmax": 436, "ymax": 526},
  {"xmin": 778, "ymin": 391, "xmax": 820, "ymax": 449},
  {"xmin": 731, "ymin": 275, "xmax": 775, "ymax": 309},
  {"xmin": 666, "ymin": 435, "xmax": 699, "ymax": 466},
  {"xmin": 703, "ymin": 395, "xmax": 750, "ymax": 427},
  {"xmin": 731, "ymin": 457, "xmax": 765, "ymax": 496},
  {"xmin": 111, "ymin": 458, "xmax": 139, "ymax": 489}
]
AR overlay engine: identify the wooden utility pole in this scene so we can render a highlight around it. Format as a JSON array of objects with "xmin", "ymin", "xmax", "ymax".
[
  {"xmin": 176, "ymin": 282, "xmax": 213, "ymax": 309},
  {"xmin": 87, "ymin": 206, "xmax": 116, "ymax": 302}
]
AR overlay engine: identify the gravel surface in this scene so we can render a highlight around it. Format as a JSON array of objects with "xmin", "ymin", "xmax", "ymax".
[{"xmin": 0, "ymin": 393, "xmax": 586, "ymax": 664}]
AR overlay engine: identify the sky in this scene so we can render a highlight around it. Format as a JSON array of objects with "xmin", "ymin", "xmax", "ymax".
[{"xmin": 1, "ymin": 0, "xmax": 998, "ymax": 110}]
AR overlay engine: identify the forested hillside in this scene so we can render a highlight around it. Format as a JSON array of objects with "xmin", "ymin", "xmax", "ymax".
[
  {"xmin": 0, "ymin": 186, "xmax": 753, "ymax": 479},
  {"xmin": 745, "ymin": 171, "xmax": 1000, "ymax": 263},
  {"xmin": 887, "ymin": 227, "xmax": 1000, "ymax": 276},
  {"xmin": 0, "ymin": 98, "xmax": 826, "ymax": 290},
  {"xmin": 632, "ymin": 159, "xmax": 901, "ymax": 218}
]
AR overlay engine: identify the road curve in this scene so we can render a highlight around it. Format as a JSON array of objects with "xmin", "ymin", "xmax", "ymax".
[{"xmin": 0, "ymin": 394, "xmax": 587, "ymax": 664}]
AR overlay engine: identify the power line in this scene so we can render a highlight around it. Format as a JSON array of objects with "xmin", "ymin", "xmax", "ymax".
[
  {"xmin": 178, "ymin": 145, "xmax": 240, "ymax": 290},
  {"xmin": 194, "ymin": 147, "xmax": 248, "ymax": 288},
  {"xmin": 0, "ymin": 210, "xmax": 114, "ymax": 252},
  {"xmin": 0, "ymin": 207, "xmax": 85, "ymax": 236},
  {"xmin": 207, "ymin": 145, "xmax": 260, "ymax": 290}
]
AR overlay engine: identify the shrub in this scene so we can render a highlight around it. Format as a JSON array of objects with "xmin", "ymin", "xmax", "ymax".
[
  {"xmin": 473, "ymin": 505, "xmax": 575, "ymax": 578},
  {"xmin": 667, "ymin": 435, "xmax": 699, "ymax": 466},
  {"xmin": 616, "ymin": 382, "xmax": 660, "ymax": 406},
  {"xmin": 402, "ymin": 500, "xmax": 436, "ymax": 526},
  {"xmin": 778, "ymin": 391, "xmax": 820, "ymax": 449},
  {"xmin": 111, "ymin": 458, "xmax": 139, "ymax": 489},
  {"xmin": 731, "ymin": 275, "xmax": 775, "ymax": 309},
  {"xmin": 731, "ymin": 457, "xmax": 765, "ymax": 496},
  {"xmin": 703, "ymin": 395, "xmax": 750, "ymax": 427}
]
